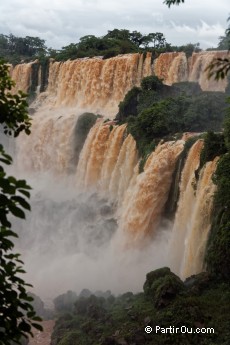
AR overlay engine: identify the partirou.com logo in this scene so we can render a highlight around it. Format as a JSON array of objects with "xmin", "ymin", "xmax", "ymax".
[{"xmin": 145, "ymin": 325, "xmax": 215, "ymax": 334}]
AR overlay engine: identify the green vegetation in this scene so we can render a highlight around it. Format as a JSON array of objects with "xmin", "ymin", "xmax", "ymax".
[
  {"xmin": 205, "ymin": 134, "xmax": 230, "ymax": 280},
  {"xmin": 199, "ymin": 132, "xmax": 227, "ymax": 169},
  {"xmin": 0, "ymin": 61, "xmax": 42, "ymax": 344},
  {"xmin": 164, "ymin": 0, "xmax": 184, "ymax": 7},
  {"xmin": 0, "ymin": 29, "xmax": 203, "ymax": 65},
  {"xmin": 54, "ymin": 291, "xmax": 78, "ymax": 314},
  {"xmin": 116, "ymin": 71, "xmax": 230, "ymax": 285},
  {"xmin": 163, "ymin": 0, "xmax": 230, "ymax": 285},
  {"xmin": 49, "ymin": 30, "xmax": 169, "ymax": 61},
  {"xmin": 116, "ymin": 76, "xmax": 227, "ymax": 159},
  {"xmin": 0, "ymin": 61, "xmax": 31, "ymax": 136},
  {"xmin": 196, "ymin": 103, "xmax": 230, "ymax": 280},
  {"xmin": 206, "ymin": 152, "xmax": 230, "ymax": 280},
  {"xmin": 0, "ymin": 34, "xmax": 48, "ymax": 65},
  {"xmin": 51, "ymin": 268, "xmax": 230, "ymax": 345},
  {"xmin": 0, "ymin": 30, "xmax": 170, "ymax": 64}
]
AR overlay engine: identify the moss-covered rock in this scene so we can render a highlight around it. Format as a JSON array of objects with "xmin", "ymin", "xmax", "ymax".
[{"xmin": 143, "ymin": 267, "xmax": 184, "ymax": 308}]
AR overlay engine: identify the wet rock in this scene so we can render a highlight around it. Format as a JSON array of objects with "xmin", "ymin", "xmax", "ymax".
[
  {"xmin": 184, "ymin": 272, "xmax": 211, "ymax": 294},
  {"xmin": 143, "ymin": 267, "xmax": 184, "ymax": 308}
]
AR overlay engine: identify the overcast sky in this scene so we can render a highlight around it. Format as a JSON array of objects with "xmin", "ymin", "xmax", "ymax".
[{"xmin": 0, "ymin": 0, "xmax": 229, "ymax": 50}]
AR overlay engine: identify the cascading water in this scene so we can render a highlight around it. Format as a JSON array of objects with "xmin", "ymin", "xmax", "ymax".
[
  {"xmin": 188, "ymin": 51, "xmax": 228, "ymax": 91},
  {"xmin": 10, "ymin": 50, "xmax": 229, "ymax": 115},
  {"xmin": 8, "ymin": 52, "xmax": 220, "ymax": 300},
  {"xmin": 76, "ymin": 121, "xmax": 138, "ymax": 202},
  {"xmin": 153, "ymin": 52, "xmax": 188, "ymax": 85},
  {"xmin": 180, "ymin": 158, "xmax": 218, "ymax": 278},
  {"xmin": 16, "ymin": 110, "xmax": 78, "ymax": 175},
  {"xmin": 118, "ymin": 140, "xmax": 185, "ymax": 244},
  {"xmin": 10, "ymin": 60, "xmax": 38, "ymax": 93},
  {"xmin": 169, "ymin": 140, "xmax": 218, "ymax": 278}
]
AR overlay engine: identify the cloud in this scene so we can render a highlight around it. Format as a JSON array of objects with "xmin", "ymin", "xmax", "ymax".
[
  {"xmin": 0, "ymin": 0, "xmax": 228, "ymax": 49},
  {"xmin": 169, "ymin": 20, "xmax": 226, "ymax": 48}
]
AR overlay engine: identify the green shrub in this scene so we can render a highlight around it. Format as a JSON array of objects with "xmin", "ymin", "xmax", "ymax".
[{"xmin": 200, "ymin": 131, "xmax": 227, "ymax": 169}]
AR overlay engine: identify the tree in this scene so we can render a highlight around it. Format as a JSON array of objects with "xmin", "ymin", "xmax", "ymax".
[
  {"xmin": 0, "ymin": 34, "xmax": 48, "ymax": 64},
  {"xmin": 146, "ymin": 32, "xmax": 167, "ymax": 49},
  {"xmin": 217, "ymin": 34, "xmax": 230, "ymax": 50},
  {"xmin": 0, "ymin": 60, "xmax": 42, "ymax": 345},
  {"xmin": 175, "ymin": 43, "xmax": 201, "ymax": 58},
  {"xmin": 129, "ymin": 31, "xmax": 143, "ymax": 47},
  {"xmin": 104, "ymin": 29, "xmax": 130, "ymax": 41},
  {"xmin": 141, "ymin": 75, "xmax": 164, "ymax": 91}
]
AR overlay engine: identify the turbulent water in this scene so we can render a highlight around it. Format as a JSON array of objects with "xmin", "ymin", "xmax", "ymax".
[{"xmin": 8, "ymin": 51, "xmax": 220, "ymax": 300}]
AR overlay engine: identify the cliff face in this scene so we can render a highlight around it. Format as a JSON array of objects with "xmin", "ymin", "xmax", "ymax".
[{"xmin": 10, "ymin": 50, "xmax": 229, "ymax": 118}]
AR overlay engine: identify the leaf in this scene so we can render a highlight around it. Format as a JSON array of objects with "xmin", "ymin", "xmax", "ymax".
[
  {"xmin": 31, "ymin": 323, "xmax": 43, "ymax": 332},
  {"xmin": 18, "ymin": 189, "xmax": 30, "ymax": 198},
  {"xmin": 27, "ymin": 311, "xmax": 36, "ymax": 318},
  {"xmin": 32, "ymin": 316, "xmax": 43, "ymax": 322},
  {"xmin": 11, "ymin": 196, "xmax": 31, "ymax": 210},
  {"xmin": 16, "ymin": 180, "xmax": 32, "ymax": 190},
  {"xmin": 19, "ymin": 320, "xmax": 31, "ymax": 332},
  {"xmin": 0, "ymin": 157, "xmax": 11, "ymax": 165},
  {"xmin": 8, "ymin": 205, "xmax": 25, "ymax": 219}
]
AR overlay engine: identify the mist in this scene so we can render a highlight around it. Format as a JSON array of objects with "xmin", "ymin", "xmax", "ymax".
[
  {"xmin": 12, "ymin": 171, "xmax": 172, "ymax": 301},
  {"xmin": 5, "ymin": 107, "xmax": 170, "ymax": 303}
]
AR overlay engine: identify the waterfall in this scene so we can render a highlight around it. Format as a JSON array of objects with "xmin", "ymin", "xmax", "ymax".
[
  {"xmin": 188, "ymin": 51, "xmax": 228, "ymax": 91},
  {"xmin": 16, "ymin": 110, "xmax": 78, "ymax": 175},
  {"xmin": 76, "ymin": 121, "xmax": 138, "ymax": 202},
  {"xmin": 153, "ymin": 52, "xmax": 188, "ymax": 85},
  {"xmin": 118, "ymin": 140, "xmax": 184, "ymax": 244},
  {"xmin": 169, "ymin": 140, "xmax": 203, "ymax": 274},
  {"xmin": 180, "ymin": 158, "xmax": 218, "ymax": 278},
  {"xmin": 10, "ymin": 50, "xmax": 229, "ymax": 118},
  {"xmin": 169, "ymin": 140, "xmax": 217, "ymax": 278},
  {"xmin": 8, "ymin": 52, "xmax": 221, "ymax": 298},
  {"xmin": 12, "ymin": 116, "xmax": 218, "ymax": 298}
]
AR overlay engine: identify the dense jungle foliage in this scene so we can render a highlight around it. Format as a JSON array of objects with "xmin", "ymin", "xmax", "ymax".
[{"xmin": 116, "ymin": 76, "xmax": 227, "ymax": 158}]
